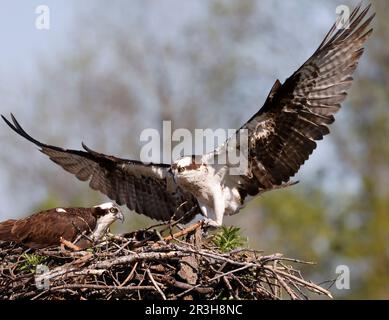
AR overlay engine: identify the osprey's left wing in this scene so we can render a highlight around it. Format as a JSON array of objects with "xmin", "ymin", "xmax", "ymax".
[
  {"xmin": 215, "ymin": 4, "xmax": 374, "ymax": 194},
  {"xmin": 2, "ymin": 114, "xmax": 199, "ymax": 222}
]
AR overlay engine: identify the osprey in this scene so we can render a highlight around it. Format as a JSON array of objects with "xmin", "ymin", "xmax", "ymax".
[
  {"xmin": 2, "ymin": 5, "xmax": 374, "ymax": 227},
  {"xmin": 0, "ymin": 202, "xmax": 124, "ymax": 249}
]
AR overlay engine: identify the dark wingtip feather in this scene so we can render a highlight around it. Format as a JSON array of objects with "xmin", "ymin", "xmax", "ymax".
[
  {"xmin": 1, "ymin": 114, "xmax": 16, "ymax": 131},
  {"xmin": 82, "ymin": 142, "xmax": 101, "ymax": 157},
  {"xmin": 2, "ymin": 114, "xmax": 44, "ymax": 147},
  {"xmin": 82, "ymin": 142, "xmax": 89, "ymax": 151},
  {"xmin": 82, "ymin": 142, "xmax": 97, "ymax": 155},
  {"xmin": 319, "ymin": 2, "xmax": 375, "ymax": 50}
]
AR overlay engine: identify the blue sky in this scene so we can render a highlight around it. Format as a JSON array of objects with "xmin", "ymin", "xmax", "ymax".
[
  {"xmin": 0, "ymin": 1, "xmax": 74, "ymax": 216},
  {"xmin": 0, "ymin": 1, "xmax": 73, "ymax": 79}
]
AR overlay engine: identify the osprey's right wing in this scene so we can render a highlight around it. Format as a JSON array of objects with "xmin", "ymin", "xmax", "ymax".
[
  {"xmin": 2, "ymin": 114, "xmax": 199, "ymax": 222},
  {"xmin": 212, "ymin": 4, "xmax": 374, "ymax": 199}
]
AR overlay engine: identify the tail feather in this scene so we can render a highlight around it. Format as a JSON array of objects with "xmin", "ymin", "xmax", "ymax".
[{"xmin": 0, "ymin": 219, "xmax": 16, "ymax": 242}]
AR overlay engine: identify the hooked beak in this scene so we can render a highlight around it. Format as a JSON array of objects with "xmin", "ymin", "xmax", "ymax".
[{"xmin": 117, "ymin": 211, "xmax": 125, "ymax": 223}]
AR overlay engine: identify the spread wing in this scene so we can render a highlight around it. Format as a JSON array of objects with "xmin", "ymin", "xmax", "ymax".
[
  {"xmin": 2, "ymin": 114, "xmax": 199, "ymax": 222},
  {"xmin": 217, "ymin": 4, "xmax": 374, "ymax": 194}
]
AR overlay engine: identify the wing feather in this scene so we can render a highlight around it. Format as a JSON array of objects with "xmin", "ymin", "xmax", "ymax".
[{"xmin": 219, "ymin": 4, "xmax": 374, "ymax": 194}]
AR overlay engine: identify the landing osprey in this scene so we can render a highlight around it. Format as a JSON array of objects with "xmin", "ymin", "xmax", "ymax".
[
  {"xmin": 0, "ymin": 202, "xmax": 124, "ymax": 249},
  {"xmin": 2, "ymin": 5, "xmax": 374, "ymax": 227}
]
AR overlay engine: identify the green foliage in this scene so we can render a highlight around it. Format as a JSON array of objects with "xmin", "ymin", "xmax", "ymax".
[
  {"xmin": 19, "ymin": 253, "xmax": 48, "ymax": 274},
  {"xmin": 213, "ymin": 226, "xmax": 247, "ymax": 252},
  {"xmin": 258, "ymin": 187, "xmax": 333, "ymax": 261}
]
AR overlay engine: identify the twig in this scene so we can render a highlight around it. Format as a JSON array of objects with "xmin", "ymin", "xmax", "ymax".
[
  {"xmin": 91, "ymin": 251, "xmax": 189, "ymax": 269},
  {"xmin": 223, "ymin": 276, "xmax": 240, "ymax": 300},
  {"xmin": 147, "ymin": 269, "xmax": 166, "ymax": 300},
  {"xmin": 265, "ymin": 266, "xmax": 333, "ymax": 298},
  {"xmin": 60, "ymin": 237, "xmax": 81, "ymax": 251},
  {"xmin": 119, "ymin": 262, "xmax": 138, "ymax": 287},
  {"xmin": 164, "ymin": 221, "xmax": 203, "ymax": 241},
  {"xmin": 50, "ymin": 284, "xmax": 156, "ymax": 291}
]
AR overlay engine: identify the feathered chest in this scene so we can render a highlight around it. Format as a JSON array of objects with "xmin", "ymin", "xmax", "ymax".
[{"xmin": 176, "ymin": 165, "xmax": 220, "ymax": 201}]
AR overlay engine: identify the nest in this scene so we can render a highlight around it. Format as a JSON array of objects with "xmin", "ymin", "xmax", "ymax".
[{"xmin": 0, "ymin": 225, "xmax": 332, "ymax": 300}]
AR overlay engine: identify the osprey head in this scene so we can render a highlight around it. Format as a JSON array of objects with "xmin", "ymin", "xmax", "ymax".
[
  {"xmin": 172, "ymin": 155, "xmax": 203, "ymax": 176},
  {"xmin": 91, "ymin": 202, "xmax": 124, "ymax": 241},
  {"xmin": 92, "ymin": 202, "xmax": 124, "ymax": 224}
]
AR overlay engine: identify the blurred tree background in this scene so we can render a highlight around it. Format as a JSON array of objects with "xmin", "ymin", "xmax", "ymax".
[{"xmin": 0, "ymin": 0, "xmax": 388, "ymax": 299}]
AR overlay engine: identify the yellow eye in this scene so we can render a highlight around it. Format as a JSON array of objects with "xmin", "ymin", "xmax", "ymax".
[
  {"xmin": 110, "ymin": 207, "xmax": 118, "ymax": 213},
  {"xmin": 178, "ymin": 167, "xmax": 185, "ymax": 173}
]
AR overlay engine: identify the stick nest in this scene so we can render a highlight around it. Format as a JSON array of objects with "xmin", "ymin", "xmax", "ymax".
[{"xmin": 0, "ymin": 226, "xmax": 332, "ymax": 300}]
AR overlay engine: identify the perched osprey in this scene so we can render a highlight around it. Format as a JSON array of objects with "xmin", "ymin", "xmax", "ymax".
[
  {"xmin": 2, "ymin": 5, "xmax": 374, "ymax": 227},
  {"xmin": 0, "ymin": 202, "xmax": 124, "ymax": 249}
]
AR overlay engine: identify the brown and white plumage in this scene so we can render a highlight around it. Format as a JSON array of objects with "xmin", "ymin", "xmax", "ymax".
[
  {"xmin": 1, "ymin": 4, "xmax": 374, "ymax": 227},
  {"xmin": 0, "ymin": 203, "xmax": 124, "ymax": 249},
  {"xmin": 232, "ymin": 4, "xmax": 375, "ymax": 190}
]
